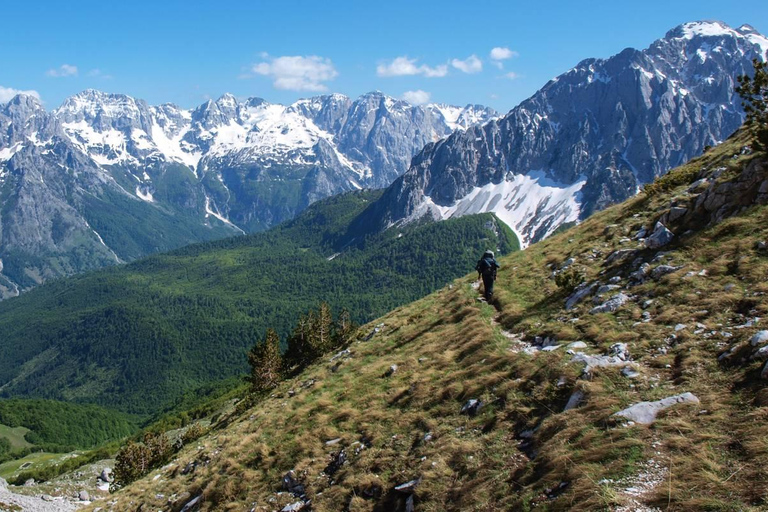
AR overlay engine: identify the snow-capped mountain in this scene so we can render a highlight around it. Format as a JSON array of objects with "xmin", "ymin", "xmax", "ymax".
[
  {"xmin": 0, "ymin": 90, "xmax": 496, "ymax": 296},
  {"xmin": 358, "ymin": 21, "xmax": 768, "ymax": 247}
]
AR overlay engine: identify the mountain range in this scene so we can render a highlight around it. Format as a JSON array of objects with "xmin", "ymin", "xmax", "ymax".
[
  {"xmin": 0, "ymin": 91, "xmax": 496, "ymax": 297},
  {"xmin": 0, "ymin": 20, "xmax": 766, "ymax": 298},
  {"xmin": 356, "ymin": 21, "xmax": 768, "ymax": 246}
]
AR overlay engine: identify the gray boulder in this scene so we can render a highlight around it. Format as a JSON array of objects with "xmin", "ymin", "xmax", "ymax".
[
  {"xmin": 613, "ymin": 392, "xmax": 700, "ymax": 425},
  {"xmin": 750, "ymin": 330, "xmax": 768, "ymax": 346},
  {"xmin": 590, "ymin": 293, "xmax": 630, "ymax": 314},
  {"xmin": 651, "ymin": 264, "xmax": 682, "ymax": 280},
  {"xmin": 565, "ymin": 282, "xmax": 598, "ymax": 310},
  {"xmin": 646, "ymin": 222, "xmax": 675, "ymax": 249}
]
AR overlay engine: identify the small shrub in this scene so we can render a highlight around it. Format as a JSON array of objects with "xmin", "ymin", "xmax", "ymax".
[
  {"xmin": 555, "ymin": 268, "xmax": 585, "ymax": 293},
  {"xmin": 181, "ymin": 423, "xmax": 207, "ymax": 445},
  {"xmin": 112, "ymin": 432, "xmax": 173, "ymax": 489}
]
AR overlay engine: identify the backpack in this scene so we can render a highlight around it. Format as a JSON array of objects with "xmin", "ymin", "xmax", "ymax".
[{"xmin": 476, "ymin": 257, "xmax": 496, "ymax": 277}]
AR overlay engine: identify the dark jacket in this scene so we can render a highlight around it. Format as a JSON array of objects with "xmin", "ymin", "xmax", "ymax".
[{"xmin": 476, "ymin": 255, "xmax": 500, "ymax": 279}]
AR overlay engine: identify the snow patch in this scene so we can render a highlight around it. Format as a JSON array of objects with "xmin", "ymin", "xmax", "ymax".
[
  {"xmin": 0, "ymin": 142, "xmax": 23, "ymax": 162},
  {"xmin": 204, "ymin": 195, "xmax": 245, "ymax": 234},
  {"xmin": 135, "ymin": 186, "xmax": 154, "ymax": 202},
  {"xmin": 409, "ymin": 171, "xmax": 586, "ymax": 248}
]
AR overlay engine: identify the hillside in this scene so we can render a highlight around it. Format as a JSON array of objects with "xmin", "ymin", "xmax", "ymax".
[
  {"xmin": 91, "ymin": 129, "xmax": 768, "ymax": 511},
  {"xmin": 0, "ymin": 189, "xmax": 518, "ymax": 415}
]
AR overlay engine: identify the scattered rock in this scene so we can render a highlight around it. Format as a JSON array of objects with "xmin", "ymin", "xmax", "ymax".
[
  {"xmin": 78, "ymin": 490, "xmax": 90, "ymax": 501},
  {"xmin": 460, "ymin": 399, "xmax": 483, "ymax": 416},
  {"xmin": 610, "ymin": 343, "xmax": 630, "ymax": 361},
  {"xmin": 724, "ymin": 283, "xmax": 736, "ymax": 292},
  {"xmin": 609, "ymin": 276, "xmax": 622, "ymax": 284},
  {"xmin": 100, "ymin": 468, "xmax": 113, "ymax": 483},
  {"xmin": 750, "ymin": 331, "xmax": 768, "ymax": 346},
  {"xmin": 752, "ymin": 345, "xmax": 768, "ymax": 360},
  {"xmin": 756, "ymin": 241, "xmax": 767, "ymax": 250},
  {"xmin": 572, "ymin": 352, "xmax": 632, "ymax": 373},
  {"xmin": 384, "ymin": 364, "xmax": 398, "ymax": 377},
  {"xmin": 651, "ymin": 264, "xmax": 682, "ymax": 280},
  {"xmin": 565, "ymin": 282, "xmax": 598, "ymax": 310},
  {"xmin": 613, "ymin": 392, "xmax": 700, "ymax": 425},
  {"xmin": 395, "ymin": 478, "xmax": 421, "ymax": 493},
  {"xmin": 604, "ymin": 249, "xmax": 637, "ymax": 266},
  {"xmin": 667, "ymin": 206, "xmax": 688, "ymax": 223},
  {"xmin": 41, "ymin": 495, "xmax": 54, "ymax": 502},
  {"xmin": 762, "ymin": 361, "xmax": 768, "ymax": 379},
  {"xmin": 23, "ymin": 478, "xmax": 35, "ymax": 487},
  {"xmin": 324, "ymin": 449, "xmax": 347, "ymax": 476},
  {"xmin": 590, "ymin": 293, "xmax": 630, "ymax": 314},
  {"xmin": 325, "ymin": 438, "xmax": 342, "ymax": 446},
  {"xmin": 645, "ymin": 222, "xmax": 674, "ymax": 249},
  {"xmin": 674, "ymin": 324, "xmax": 687, "ymax": 332},
  {"xmin": 567, "ymin": 341, "xmax": 588, "ymax": 349},
  {"xmin": 563, "ymin": 390, "xmax": 584, "ymax": 411},
  {"xmin": 282, "ymin": 471, "xmax": 306, "ymax": 497},
  {"xmin": 282, "ymin": 502, "xmax": 308, "ymax": 512},
  {"xmin": 596, "ymin": 284, "xmax": 621, "ymax": 295},
  {"xmin": 329, "ymin": 349, "xmax": 351, "ymax": 362},
  {"xmin": 621, "ymin": 367, "xmax": 640, "ymax": 379}
]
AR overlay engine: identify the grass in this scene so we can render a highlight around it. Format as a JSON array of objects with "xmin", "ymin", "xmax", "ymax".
[
  {"xmin": 87, "ymin": 132, "xmax": 768, "ymax": 511},
  {"xmin": 0, "ymin": 424, "xmax": 31, "ymax": 451},
  {"xmin": 0, "ymin": 452, "xmax": 76, "ymax": 481}
]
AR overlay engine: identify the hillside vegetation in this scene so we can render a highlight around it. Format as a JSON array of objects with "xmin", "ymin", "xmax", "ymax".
[
  {"xmin": 0, "ymin": 190, "xmax": 518, "ymax": 414},
  {"xmin": 94, "ymin": 129, "xmax": 768, "ymax": 511}
]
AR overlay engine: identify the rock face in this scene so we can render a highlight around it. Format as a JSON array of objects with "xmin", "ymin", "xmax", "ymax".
[
  {"xmin": 354, "ymin": 21, "xmax": 768, "ymax": 247},
  {"xmin": 0, "ymin": 91, "xmax": 495, "ymax": 296},
  {"xmin": 613, "ymin": 392, "xmax": 700, "ymax": 424}
]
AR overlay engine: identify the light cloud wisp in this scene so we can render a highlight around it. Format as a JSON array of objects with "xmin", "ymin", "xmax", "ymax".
[
  {"xmin": 377, "ymin": 57, "xmax": 448, "ymax": 78},
  {"xmin": 46, "ymin": 64, "xmax": 78, "ymax": 77},
  {"xmin": 451, "ymin": 55, "xmax": 483, "ymax": 74},
  {"xmin": 252, "ymin": 55, "xmax": 338, "ymax": 91},
  {"xmin": 402, "ymin": 90, "xmax": 431, "ymax": 105}
]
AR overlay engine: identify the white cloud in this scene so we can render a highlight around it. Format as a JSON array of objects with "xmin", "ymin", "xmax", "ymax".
[
  {"xmin": 46, "ymin": 64, "xmax": 78, "ymax": 77},
  {"xmin": 402, "ymin": 90, "xmax": 431, "ymax": 105},
  {"xmin": 0, "ymin": 86, "xmax": 41, "ymax": 103},
  {"xmin": 251, "ymin": 55, "xmax": 338, "ymax": 91},
  {"xmin": 451, "ymin": 55, "xmax": 483, "ymax": 74},
  {"xmin": 504, "ymin": 72, "xmax": 520, "ymax": 80},
  {"xmin": 376, "ymin": 56, "xmax": 448, "ymax": 78},
  {"xmin": 490, "ymin": 47, "xmax": 518, "ymax": 61}
]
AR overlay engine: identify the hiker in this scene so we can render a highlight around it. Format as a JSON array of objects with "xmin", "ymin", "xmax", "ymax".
[{"xmin": 475, "ymin": 250, "xmax": 500, "ymax": 301}]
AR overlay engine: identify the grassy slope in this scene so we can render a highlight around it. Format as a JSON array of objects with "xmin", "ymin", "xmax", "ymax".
[
  {"xmin": 99, "ymin": 130, "xmax": 768, "ymax": 511},
  {"xmin": 0, "ymin": 425, "xmax": 31, "ymax": 451},
  {"xmin": 0, "ymin": 190, "xmax": 519, "ymax": 415}
]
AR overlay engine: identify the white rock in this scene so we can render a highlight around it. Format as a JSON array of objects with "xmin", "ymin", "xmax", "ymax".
[
  {"xmin": 613, "ymin": 392, "xmax": 700, "ymax": 425},
  {"xmin": 750, "ymin": 330, "xmax": 768, "ymax": 346}
]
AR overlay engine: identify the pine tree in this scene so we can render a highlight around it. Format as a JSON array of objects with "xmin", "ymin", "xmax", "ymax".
[
  {"xmin": 285, "ymin": 313, "xmax": 313, "ymax": 370},
  {"xmin": 314, "ymin": 302, "xmax": 334, "ymax": 354},
  {"xmin": 736, "ymin": 59, "xmax": 768, "ymax": 149},
  {"xmin": 334, "ymin": 308, "xmax": 356, "ymax": 346},
  {"xmin": 247, "ymin": 328, "xmax": 283, "ymax": 392}
]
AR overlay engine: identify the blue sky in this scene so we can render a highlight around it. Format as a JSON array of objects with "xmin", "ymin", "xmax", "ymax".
[{"xmin": 1, "ymin": 0, "xmax": 767, "ymax": 113}]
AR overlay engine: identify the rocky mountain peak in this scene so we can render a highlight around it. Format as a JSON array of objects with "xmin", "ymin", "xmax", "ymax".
[{"xmin": 358, "ymin": 20, "xmax": 767, "ymax": 248}]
